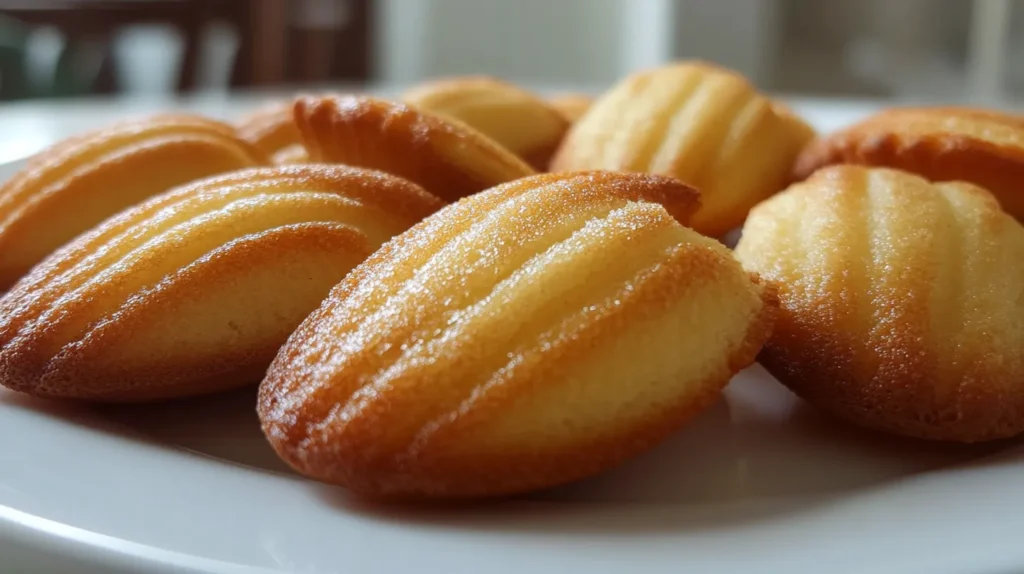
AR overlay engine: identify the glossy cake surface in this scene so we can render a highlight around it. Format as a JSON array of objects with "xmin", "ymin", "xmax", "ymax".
[
  {"xmin": 0, "ymin": 114, "xmax": 266, "ymax": 288},
  {"xmin": 403, "ymin": 76, "xmax": 570, "ymax": 169},
  {"xmin": 550, "ymin": 61, "xmax": 815, "ymax": 237},
  {"xmin": 294, "ymin": 95, "xmax": 536, "ymax": 202},
  {"xmin": 0, "ymin": 165, "xmax": 444, "ymax": 402},
  {"xmin": 258, "ymin": 171, "xmax": 776, "ymax": 498},
  {"xmin": 736, "ymin": 165, "xmax": 1024, "ymax": 442}
]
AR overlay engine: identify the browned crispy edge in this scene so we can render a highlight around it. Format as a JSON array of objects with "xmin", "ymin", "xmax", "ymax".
[
  {"xmin": 236, "ymin": 103, "xmax": 303, "ymax": 156},
  {"xmin": 792, "ymin": 107, "xmax": 1024, "ymax": 218},
  {"xmin": 0, "ymin": 224, "xmax": 370, "ymax": 402},
  {"xmin": 758, "ymin": 273, "xmax": 1024, "ymax": 443},
  {"xmin": 293, "ymin": 95, "xmax": 537, "ymax": 202},
  {"xmin": 0, "ymin": 165, "xmax": 445, "ymax": 402},
  {"xmin": 300, "ymin": 275, "xmax": 774, "ymax": 500},
  {"xmin": 259, "ymin": 228, "xmax": 776, "ymax": 499}
]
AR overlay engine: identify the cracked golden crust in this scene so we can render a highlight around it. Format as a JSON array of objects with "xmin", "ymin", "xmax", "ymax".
[
  {"xmin": 792, "ymin": 107, "xmax": 1024, "ymax": 220},
  {"xmin": 0, "ymin": 114, "xmax": 267, "ymax": 289},
  {"xmin": 294, "ymin": 95, "xmax": 536, "ymax": 202},
  {"xmin": 258, "ymin": 171, "xmax": 774, "ymax": 499},
  {"xmin": 0, "ymin": 165, "xmax": 444, "ymax": 402},
  {"xmin": 550, "ymin": 61, "xmax": 815, "ymax": 237},
  {"xmin": 402, "ymin": 76, "xmax": 571, "ymax": 170},
  {"xmin": 736, "ymin": 164, "xmax": 1024, "ymax": 442}
]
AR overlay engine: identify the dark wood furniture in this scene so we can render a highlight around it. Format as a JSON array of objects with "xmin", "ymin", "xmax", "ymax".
[
  {"xmin": 0, "ymin": 0, "xmax": 374, "ymax": 95},
  {"xmin": 229, "ymin": 0, "xmax": 373, "ymax": 88},
  {"xmin": 0, "ymin": 0, "xmax": 212, "ymax": 93}
]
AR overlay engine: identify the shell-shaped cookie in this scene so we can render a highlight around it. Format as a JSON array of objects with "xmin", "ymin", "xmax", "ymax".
[
  {"xmin": 271, "ymin": 144, "xmax": 311, "ymax": 165},
  {"xmin": 402, "ymin": 76, "xmax": 570, "ymax": 170},
  {"xmin": 258, "ymin": 171, "xmax": 775, "ymax": 499},
  {"xmin": 236, "ymin": 101, "xmax": 302, "ymax": 158},
  {"xmin": 550, "ymin": 61, "xmax": 816, "ymax": 237},
  {"xmin": 294, "ymin": 95, "xmax": 536, "ymax": 202},
  {"xmin": 548, "ymin": 93, "xmax": 593, "ymax": 123},
  {"xmin": 736, "ymin": 165, "xmax": 1024, "ymax": 443},
  {"xmin": 792, "ymin": 107, "xmax": 1024, "ymax": 221},
  {"xmin": 0, "ymin": 115, "xmax": 266, "ymax": 290},
  {"xmin": 0, "ymin": 165, "xmax": 444, "ymax": 402}
]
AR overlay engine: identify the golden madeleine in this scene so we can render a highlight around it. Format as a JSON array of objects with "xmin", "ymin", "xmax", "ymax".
[
  {"xmin": 0, "ymin": 165, "xmax": 444, "ymax": 402},
  {"xmin": 236, "ymin": 101, "xmax": 302, "ymax": 158},
  {"xmin": 736, "ymin": 165, "xmax": 1024, "ymax": 443},
  {"xmin": 550, "ymin": 61, "xmax": 815, "ymax": 237},
  {"xmin": 294, "ymin": 95, "xmax": 536, "ymax": 202},
  {"xmin": 402, "ymin": 76, "xmax": 570, "ymax": 169},
  {"xmin": 548, "ymin": 93, "xmax": 593, "ymax": 123},
  {"xmin": 271, "ymin": 144, "xmax": 310, "ymax": 165},
  {"xmin": 0, "ymin": 115, "xmax": 266, "ymax": 290},
  {"xmin": 259, "ymin": 171, "xmax": 776, "ymax": 499},
  {"xmin": 792, "ymin": 107, "xmax": 1024, "ymax": 220}
]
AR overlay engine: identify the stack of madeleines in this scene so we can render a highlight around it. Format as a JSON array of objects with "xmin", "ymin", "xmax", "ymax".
[{"xmin": 0, "ymin": 60, "xmax": 1022, "ymax": 500}]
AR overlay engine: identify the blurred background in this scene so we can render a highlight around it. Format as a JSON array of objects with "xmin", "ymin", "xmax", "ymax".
[{"xmin": 0, "ymin": 0, "xmax": 1019, "ymax": 103}]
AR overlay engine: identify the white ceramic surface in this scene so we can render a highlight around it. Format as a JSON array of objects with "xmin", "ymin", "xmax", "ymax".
[{"xmin": 0, "ymin": 100, "xmax": 1022, "ymax": 574}]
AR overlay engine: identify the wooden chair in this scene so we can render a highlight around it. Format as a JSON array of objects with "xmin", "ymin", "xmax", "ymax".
[
  {"xmin": 225, "ymin": 0, "xmax": 373, "ymax": 88},
  {"xmin": 0, "ymin": 0, "xmax": 373, "ymax": 96},
  {"xmin": 0, "ymin": 12, "xmax": 30, "ymax": 99},
  {"xmin": 0, "ymin": 0, "xmax": 211, "ymax": 94}
]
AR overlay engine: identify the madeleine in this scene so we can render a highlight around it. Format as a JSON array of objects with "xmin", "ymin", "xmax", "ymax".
[
  {"xmin": 403, "ymin": 76, "xmax": 570, "ymax": 169},
  {"xmin": 0, "ymin": 165, "xmax": 444, "ymax": 402},
  {"xmin": 736, "ymin": 165, "xmax": 1024, "ymax": 443},
  {"xmin": 236, "ymin": 101, "xmax": 304, "ymax": 161},
  {"xmin": 548, "ymin": 93, "xmax": 594, "ymax": 123},
  {"xmin": 259, "ymin": 171, "xmax": 776, "ymax": 499},
  {"xmin": 792, "ymin": 106, "xmax": 1024, "ymax": 220},
  {"xmin": 550, "ymin": 61, "xmax": 815, "ymax": 237},
  {"xmin": 0, "ymin": 115, "xmax": 266, "ymax": 289},
  {"xmin": 271, "ymin": 144, "xmax": 310, "ymax": 165},
  {"xmin": 294, "ymin": 95, "xmax": 535, "ymax": 202}
]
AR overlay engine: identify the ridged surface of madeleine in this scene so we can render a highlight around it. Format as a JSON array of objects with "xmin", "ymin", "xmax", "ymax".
[
  {"xmin": 550, "ymin": 61, "xmax": 815, "ymax": 237},
  {"xmin": 295, "ymin": 95, "xmax": 536, "ymax": 202},
  {"xmin": 736, "ymin": 165, "xmax": 1024, "ymax": 442},
  {"xmin": 258, "ymin": 171, "xmax": 775, "ymax": 499},
  {"xmin": 402, "ymin": 76, "xmax": 570, "ymax": 170},
  {"xmin": 792, "ymin": 107, "xmax": 1024, "ymax": 220},
  {"xmin": 236, "ymin": 102, "xmax": 302, "ymax": 157},
  {"xmin": 0, "ymin": 114, "xmax": 266, "ymax": 289},
  {"xmin": 0, "ymin": 165, "xmax": 444, "ymax": 402}
]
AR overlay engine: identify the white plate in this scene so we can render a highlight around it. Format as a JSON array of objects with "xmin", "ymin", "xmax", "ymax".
[{"xmin": 2, "ymin": 102, "xmax": 1023, "ymax": 574}]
